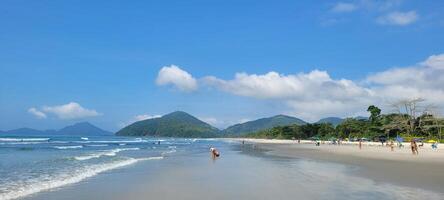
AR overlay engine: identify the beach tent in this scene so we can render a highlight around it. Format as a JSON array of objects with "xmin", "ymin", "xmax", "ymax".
[
  {"xmin": 309, "ymin": 136, "xmax": 320, "ymax": 141},
  {"xmin": 427, "ymin": 139, "xmax": 437, "ymax": 143}
]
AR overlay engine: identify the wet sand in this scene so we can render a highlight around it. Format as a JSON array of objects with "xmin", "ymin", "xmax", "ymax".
[{"xmin": 236, "ymin": 139, "xmax": 444, "ymax": 193}]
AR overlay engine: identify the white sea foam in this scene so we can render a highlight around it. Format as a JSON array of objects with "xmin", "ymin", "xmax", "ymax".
[
  {"xmin": 81, "ymin": 140, "xmax": 148, "ymax": 144},
  {"xmin": 53, "ymin": 145, "xmax": 83, "ymax": 150},
  {"xmin": 142, "ymin": 156, "xmax": 164, "ymax": 160},
  {"xmin": 161, "ymin": 149, "xmax": 177, "ymax": 156},
  {"xmin": 0, "ymin": 156, "xmax": 163, "ymax": 200},
  {"xmin": 0, "ymin": 142, "xmax": 43, "ymax": 145},
  {"xmin": 80, "ymin": 137, "xmax": 89, "ymax": 140},
  {"xmin": 74, "ymin": 148, "xmax": 140, "ymax": 161},
  {"xmin": 86, "ymin": 144, "xmax": 109, "ymax": 147},
  {"xmin": 0, "ymin": 138, "xmax": 50, "ymax": 142}
]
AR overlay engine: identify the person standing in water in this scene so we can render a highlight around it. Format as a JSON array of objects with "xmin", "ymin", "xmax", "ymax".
[{"xmin": 210, "ymin": 147, "xmax": 220, "ymax": 159}]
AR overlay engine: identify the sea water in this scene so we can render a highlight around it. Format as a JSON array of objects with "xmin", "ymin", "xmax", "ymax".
[{"xmin": 0, "ymin": 135, "xmax": 213, "ymax": 200}]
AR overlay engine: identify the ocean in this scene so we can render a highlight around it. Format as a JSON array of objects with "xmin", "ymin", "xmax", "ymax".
[
  {"xmin": 0, "ymin": 135, "xmax": 441, "ymax": 200},
  {"xmin": 0, "ymin": 135, "xmax": 217, "ymax": 200}
]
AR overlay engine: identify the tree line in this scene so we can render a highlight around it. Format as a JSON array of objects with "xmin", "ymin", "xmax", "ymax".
[{"xmin": 247, "ymin": 101, "xmax": 444, "ymax": 142}]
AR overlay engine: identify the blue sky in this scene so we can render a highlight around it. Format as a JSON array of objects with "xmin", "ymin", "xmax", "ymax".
[{"xmin": 1, "ymin": 0, "xmax": 443, "ymax": 131}]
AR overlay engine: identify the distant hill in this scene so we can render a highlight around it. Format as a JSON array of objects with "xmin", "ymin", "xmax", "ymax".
[
  {"xmin": 2, "ymin": 128, "xmax": 45, "ymax": 135},
  {"xmin": 57, "ymin": 122, "xmax": 113, "ymax": 136},
  {"xmin": 115, "ymin": 111, "xmax": 219, "ymax": 138},
  {"xmin": 0, "ymin": 122, "xmax": 112, "ymax": 136},
  {"xmin": 316, "ymin": 117, "xmax": 344, "ymax": 126},
  {"xmin": 355, "ymin": 116, "xmax": 368, "ymax": 120},
  {"xmin": 223, "ymin": 115, "xmax": 307, "ymax": 136}
]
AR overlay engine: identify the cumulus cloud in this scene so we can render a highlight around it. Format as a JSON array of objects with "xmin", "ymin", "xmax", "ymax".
[
  {"xmin": 366, "ymin": 54, "xmax": 444, "ymax": 105},
  {"xmin": 41, "ymin": 102, "xmax": 101, "ymax": 119},
  {"xmin": 119, "ymin": 114, "xmax": 162, "ymax": 128},
  {"xmin": 133, "ymin": 114, "xmax": 162, "ymax": 121},
  {"xmin": 331, "ymin": 2, "xmax": 358, "ymax": 13},
  {"xmin": 203, "ymin": 70, "xmax": 374, "ymax": 121},
  {"xmin": 28, "ymin": 107, "xmax": 47, "ymax": 119},
  {"xmin": 203, "ymin": 70, "xmax": 372, "ymax": 100},
  {"xmin": 156, "ymin": 65, "xmax": 198, "ymax": 92},
  {"xmin": 377, "ymin": 11, "xmax": 418, "ymax": 26},
  {"xmin": 158, "ymin": 53, "xmax": 444, "ymax": 121}
]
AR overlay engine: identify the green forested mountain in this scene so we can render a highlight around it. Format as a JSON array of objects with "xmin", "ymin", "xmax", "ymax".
[
  {"xmin": 316, "ymin": 117, "xmax": 344, "ymax": 126},
  {"xmin": 115, "ymin": 111, "xmax": 219, "ymax": 137},
  {"xmin": 223, "ymin": 115, "xmax": 307, "ymax": 136}
]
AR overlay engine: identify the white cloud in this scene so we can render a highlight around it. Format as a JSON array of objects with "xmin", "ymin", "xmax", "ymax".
[
  {"xmin": 28, "ymin": 107, "xmax": 47, "ymax": 119},
  {"xmin": 366, "ymin": 54, "xmax": 444, "ymax": 105},
  {"xmin": 377, "ymin": 11, "xmax": 418, "ymax": 26},
  {"xmin": 41, "ymin": 102, "xmax": 101, "ymax": 119},
  {"xmin": 331, "ymin": 2, "xmax": 358, "ymax": 13},
  {"xmin": 134, "ymin": 114, "xmax": 162, "ymax": 121},
  {"xmin": 158, "ymin": 53, "xmax": 444, "ymax": 121},
  {"xmin": 203, "ymin": 70, "xmax": 374, "ymax": 121},
  {"xmin": 360, "ymin": 0, "xmax": 404, "ymax": 11},
  {"xmin": 156, "ymin": 65, "xmax": 198, "ymax": 92},
  {"xmin": 421, "ymin": 54, "xmax": 444, "ymax": 70},
  {"xmin": 119, "ymin": 114, "xmax": 162, "ymax": 128},
  {"xmin": 203, "ymin": 70, "xmax": 372, "ymax": 101}
]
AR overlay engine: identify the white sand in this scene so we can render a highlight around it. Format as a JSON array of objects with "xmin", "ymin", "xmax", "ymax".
[{"xmin": 227, "ymin": 138, "xmax": 444, "ymax": 164}]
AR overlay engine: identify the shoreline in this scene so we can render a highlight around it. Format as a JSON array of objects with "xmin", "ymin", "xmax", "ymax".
[{"xmin": 228, "ymin": 138, "xmax": 444, "ymax": 193}]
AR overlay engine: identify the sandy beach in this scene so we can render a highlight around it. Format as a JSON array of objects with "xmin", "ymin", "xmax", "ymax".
[
  {"xmin": 16, "ymin": 138, "xmax": 442, "ymax": 200},
  {"xmin": 231, "ymin": 138, "xmax": 444, "ymax": 193}
]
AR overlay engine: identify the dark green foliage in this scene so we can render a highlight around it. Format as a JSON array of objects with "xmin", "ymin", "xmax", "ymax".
[
  {"xmin": 246, "ymin": 105, "xmax": 444, "ymax": 141},
  {"xmin": 223, "ymin": 115, "xmax": 307, "ymax": 136},
  {"xmin": 367, "ymin": 105, "xmax": 381, "ymax": 124},
  {"xmin": 247, "ymin": 123, "xmax": 336, "ymax": 140},
  {"xmin": 115, "ymin": 111, "xmax": 220, "ymax": 138}
]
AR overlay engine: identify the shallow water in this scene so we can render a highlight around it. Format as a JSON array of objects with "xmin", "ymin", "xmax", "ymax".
[{"xmin": 0, "ymin": 136, "xmax": 441, "ymax": 200}]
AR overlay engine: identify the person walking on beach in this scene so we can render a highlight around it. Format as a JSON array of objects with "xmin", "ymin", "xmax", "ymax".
[
  {"xmin": 432, "ymin": 141, "xmax": 438, "ymax": 151},
  {"xmin": 410, "ymin": 140, "xmax": 418, "ymax": 155},
  {"xmin": 359, "ymin": 139, "xmax": 362, "ymax": 150},
  {"xmin": 389, "ymin": 140, "xmax": 394, "ymax": 152}
]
